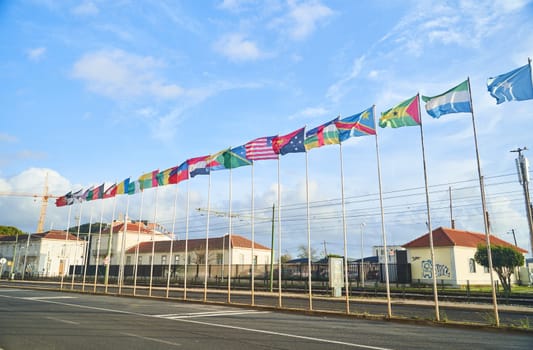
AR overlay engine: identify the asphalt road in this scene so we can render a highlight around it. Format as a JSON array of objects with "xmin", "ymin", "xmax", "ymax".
[{"xmin": 0, "ymin": 288, "xmax": 531, "ymax": 350}]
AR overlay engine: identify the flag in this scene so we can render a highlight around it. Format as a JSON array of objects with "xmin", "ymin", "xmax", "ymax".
[
  {"xmin": 207, "ymin": 149, "xmax": 227, "ymax": 171},
  {"xmin": 223, "ymin": 146, "xmax": 253, "ymax": 169},
  {"xmin": 139, "ymin": 170, "xmax": 159, "ymax": 190},
  {"xmin": 487, "ymin": 63, "xmax": 533, "ymax": 104},
  {"xmin": 72, "ymin": 189, "xmax": 85, "ymax": 203},
  {"xmin": 422, "ymin": 80, "xmax": 472, "ymax": 118},
  {"xmin": 92, "ymin": 183, "xmax": 105, "ymax": 200},
  {"xmin": 188, "ymin": 156, "xmax": 210, "ymax": 177},
  {"xmin": 379, "ymin": 95, "xmax": 420, "ymax": 128},
  {"xmin": 272, "ymin": 127, "xmax": 306, "ymax": 155},
  {"xmin": 157, "ymin": 167, "xmax": 173, "ymax": 186},
  {"xmin": 55, "ymin": 193, "xmax": 69, "ymax": 207},
  {"xmin": 128, "ymin": 180, "xmax": 141, "ymax": 195},
  {"xmin": 103, "ymin": 183, "xmax": 117, "ymax": 199},
  {"xmin": 335, "ymin": 107, "xmax": 375, "ymax": 141},
  {"xmin": 66, "ymin": 191, "xmax": 75, "ymax": 205},
  {"xmin": 304, "ymin": 118, "xmax": 339, "ymax": 151},
  {"xmin": 245, "ymin": 136, "xmax": 278, "ymax": 160},
  {"xmin": 84, "ymin": 187, "xmax": 94, "ymax": 201},
  {"xmin": 169, "ymin": 161, "xmax": 189, "ymax": 184},
  {"xmin": 116, "ymin": 178, "xmax": 130, "ymax": 195}
]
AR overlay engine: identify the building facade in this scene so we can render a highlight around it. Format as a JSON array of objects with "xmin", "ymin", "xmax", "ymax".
[
  {"xmin": 0, "ymin": 230, "xmax": 86, "ymax": 277},
  {"xmin": 402, "ymin": 227, "xmax": 528, "ymax": 287}
]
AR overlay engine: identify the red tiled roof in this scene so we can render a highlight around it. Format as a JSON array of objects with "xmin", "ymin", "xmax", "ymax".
[
  {"xmin": 402, "ymin": 227, "xmax": 527, "ymax": 253},
  {"xmin": 125, "ymin": 234, "xmax": 270, "ymax": 254},
  {"xmin": 103, "ymin": 222, "xmax": 152, "ymax": 234},
  {"xmin": 0, "ymin": 230, "xmax": 80, "ymax": 242}
]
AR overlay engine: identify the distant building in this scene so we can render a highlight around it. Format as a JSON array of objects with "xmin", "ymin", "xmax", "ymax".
[
  {"xmin": 87, "ymin": 219, "xmax": 171, "ymax": 266},
  {"xmin": 124, "ymin": 234, "xmax": 271, "ymax": 269},
  {"xmin": 372, "ymin": 245, "xmax": 406, "ymax": 264},
  {"xmin": 402, "ymin": 227, "xmax": 528, "ymax": 287},
  {"xmin": 0, "ymin": 230, "xmax": 86, "ymax": 277}
]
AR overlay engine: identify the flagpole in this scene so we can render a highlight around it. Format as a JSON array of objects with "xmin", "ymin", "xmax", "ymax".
[
  {"xmin": 305, "ymin": 150, "xmax": 313, "ymax": 310},
  {"xmin": 166, "ymin": 183, "xmax": 180, "ymax": 298},
  {"xmin": 417, "ymin": 93, "xmax": 440, "ymax": 321},
  {"xmin": 148, "ymin": 186, "xmax": 159, "ymax": 297},
  {"xmin": 373, "ymin": 105, "xmax": 392, "ymax": 318},
  {"xmin": 133, "ymin": 189, "xmax": 145, "ymax": 296},
  {"xmin": 70, "ymin": 201, "xmax": 84, "ymax": 289},
  {"xmin": 250, "ymin": 163, "xmax": 256, "ymax": 306},
  {"xmin": 60, "ymin": 205, "xmax": 73, "ymax": 290},
  {"xmin": 93, "ymin": 198, "xmax": 105, "ymax": 293},
  {"xmin": 227, "ymin": 168, "xmax": 233, "ymax": 303},
  {"xmin": 184, "ymin": 180, "xmax": 190, "ymax": 300},
  {"xmin": 204, "ymin": 172, "xmax": 212, "ymax": 302},
  {"xmin": 339, "ymin": 142, "xmax": 350, "ymax": 313},
  {"xmin": 468, "ymin": 77, "xmax": 499, "ymax": 326},
  {"xmin": 82, "ymin": 203, "xmax": 94, "ymax": 292},
  {"xmin": 104, "ymin": 193, "xmax": 117, "ymax": 293},
  {"xmin": 118, "ymin": 195, "xmax": 130, "ymax": 294},
  {"xmin": 277, "ymin": 156, "xmax": 283, "ymax": 307}
]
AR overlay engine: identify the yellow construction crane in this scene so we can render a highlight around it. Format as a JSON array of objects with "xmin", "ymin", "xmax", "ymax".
[{"xmin": 0, "ymin": 174, "xmax": 59, "ymax": 233}]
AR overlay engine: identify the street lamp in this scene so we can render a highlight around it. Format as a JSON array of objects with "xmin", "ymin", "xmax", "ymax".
[{"xmin": 507, "ymin": 229, "xmax": 518, "ymax": 247}]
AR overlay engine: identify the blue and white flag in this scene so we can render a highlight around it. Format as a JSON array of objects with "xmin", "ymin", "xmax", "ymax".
[
  {"xmin": 487, "ymin": 63, "xmax": 533, "ymax": 104},
  {"xmin": 422, "ymin": 80, "xmax": 472, "ymax": 118}
]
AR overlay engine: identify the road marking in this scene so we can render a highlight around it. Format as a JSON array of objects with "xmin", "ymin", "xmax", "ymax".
[
  {"xmin": 24, "ymin": 296, "xmax": 77, "ymax": 300},
  {"xmin": 0, "ymin": 289, "xmax": 23, "ymax": 292},
  {"xmin": 45, "ymin": 316, "xmax": 80, "ymax": 325},
  {"xmin": 175, "ymin": 317, "xmax": 392, "ymax": 350},
  {"xmin": 120, "ymin": 332, "xmax": 181, "ymax": 347},
  {"xmin": 155, "ymin": 310, "xmax": 270, "ymax": 319},
  {"xmin": 0, "ymin": 294, "xmax": 393, "ymax": 350}
]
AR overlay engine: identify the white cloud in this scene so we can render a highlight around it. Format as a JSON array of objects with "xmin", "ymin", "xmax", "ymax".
[
  {"xmin": 283, "ymin": 0, "xmax": 333, "ymax": 40},
  {"xmin": 213, "ymin": 33, "xmax": 263, "ymax": 62},
  {"xmin": 71, "ymin": 49, "xmax": 183, "ymax": 100},
  {"xmin": 71, "ymin": 1, "xmax": 99, "ymax": 16},
  {"xmin": 289, "ymin": 106, "xmax": 330, "ymax": 120},
  {"xmin": 27, "ymin": 47, "xmax": 46, "ymax": 61},
  {"xmin": 0, "ymin": 168, "xmax": 73, "ymax": 233},
  {"xmin": 326, "ymin": 55, "xmax": 365, "ymax": 103}
]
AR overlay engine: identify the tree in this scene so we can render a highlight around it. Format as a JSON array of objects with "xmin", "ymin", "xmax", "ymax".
[
  {"xmin": 474, "ymin": 244, "xmax": 524, "ymax": 294},
  {"xmin": 0, "ymin": 225, "xmax": 24, "ymax": 236},
  {"xmin": 296, "ymin": 245, "xmax": 319, "ymax": 261},
  {"xmin": 280, "ymin": 252, "xmax": 292, "ymax": 263}
]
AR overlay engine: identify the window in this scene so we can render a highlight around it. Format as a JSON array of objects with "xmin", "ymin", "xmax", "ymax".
[
  {"xmin": 469, "ymin": 258, "xmax": 476, "ymax": 273},
  {"xmin": 484, "ymin": 266, "xmax": 490, "ymax": 273},
  {"xmin": 161, "ymin": 255, "xmax": 167, "ymax": 265},
  {"xmin": 216, "ymin": 253, "xmax": 223, "ymax": 264},
  {"xmin": 126, "ymin": 256, "xmax": 131, "ymax": 265},
  {"xmin": 174, "ymin": 255, "xmax": 180, "ymax": 264},
  {"xmin": 253, "ymin": 255, "xmax": 258, "ymax": 265},
  {"xmin": 138, "ymin": 256, "xmax": 142, "ymax": 264}
]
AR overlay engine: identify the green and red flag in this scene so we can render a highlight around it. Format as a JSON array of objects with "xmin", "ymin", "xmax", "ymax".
[{"xmin": 379, "ymin": 95, "xmax": 420, "ymax": 128}]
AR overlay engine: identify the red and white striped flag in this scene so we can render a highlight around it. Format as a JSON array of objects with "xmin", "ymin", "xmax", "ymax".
[{"xmin": 245, "ymin": 136, "xmax": 278, "ymax": 161}]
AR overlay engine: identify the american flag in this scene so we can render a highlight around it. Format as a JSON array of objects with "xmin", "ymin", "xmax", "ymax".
[{"xmin": 245, "ymin": 136, "xmax": 278, "ymax": 161}]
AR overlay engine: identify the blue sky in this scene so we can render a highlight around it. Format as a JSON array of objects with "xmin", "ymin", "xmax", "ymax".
[{"xmin": 1, "ymin": 0, "xmax": 533, "ymax": 258}]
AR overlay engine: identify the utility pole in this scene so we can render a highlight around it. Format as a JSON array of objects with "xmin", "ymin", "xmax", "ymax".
[
  {"xmin": 322, "ymin": 240, "xmax": 328, "ymax": 258},
  {"xmin": 511, "ymin": 147, "xmax": 533, "ymax": 255}
]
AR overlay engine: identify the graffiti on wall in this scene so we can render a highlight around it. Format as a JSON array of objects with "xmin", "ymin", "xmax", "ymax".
[{"xmin": 421, "ymin": 259, "xmax": 451, "ymax": 279}]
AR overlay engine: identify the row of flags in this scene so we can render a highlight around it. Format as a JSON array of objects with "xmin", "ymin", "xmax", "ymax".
[{"xmin": 56, "ymin": 61, "xmax": 533, "ymax": 207}]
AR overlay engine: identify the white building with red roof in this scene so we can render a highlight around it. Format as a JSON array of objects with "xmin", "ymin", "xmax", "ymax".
[
  {"xmin": 0, "ymin": 230, "xmax": 86, "ymax": 278},
  {"xmin": 124, "ymin": 234, "xmax": 271, "ymax": 277},
  {"xmin": 402, "ymin": 227, "xmax": 528, "ymax": 287},
  {"xmin": 87, "ymin": 219, "xmax": 171, "ymax": 266}
]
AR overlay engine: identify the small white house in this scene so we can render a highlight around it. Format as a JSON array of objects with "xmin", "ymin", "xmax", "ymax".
[
  {"xmin": 402, "ymin": 227, "xmax": 528, "ymax": 287},
  {"xmin": 0, "ymin": 230, "xmax": 86, "ymax": 277}
]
